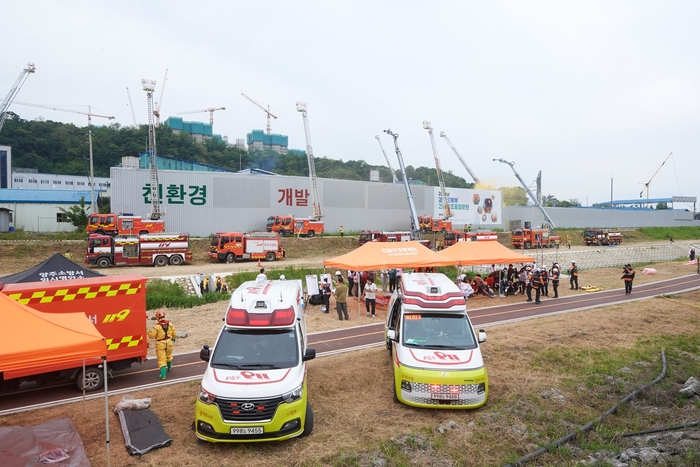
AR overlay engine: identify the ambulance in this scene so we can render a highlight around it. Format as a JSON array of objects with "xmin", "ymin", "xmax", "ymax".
[
  {"xmin": 195, "ymin": 279, "xmax": 316, "ymax": 442},
  {"xmin": 385, "ymin": 272, "xmax": 489, "ymax": 409}
]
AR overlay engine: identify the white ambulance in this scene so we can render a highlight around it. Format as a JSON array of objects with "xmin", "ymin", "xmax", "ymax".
[
  {"xmin": 385, "ymin": 272, "xmax": 489, "ymax": 408},
  {"xmin": 195, "ymin": 279, "xmax": 316, "ymax": 442}
]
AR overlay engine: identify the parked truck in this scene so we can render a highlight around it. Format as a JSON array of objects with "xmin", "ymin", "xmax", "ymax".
[
  {"xmin": 87, "ymin": 213, "xmax": 165, "ymax": 236},
  {"xmin": 1, "ymin": 274, "xmax": 149, "ymax": 392},
  {"xmin": 511, "ymin": 228, "xmax": 561, "ymax": 249},
  {"xmin": 418, "ymin": 215, "xmax": 453, "ymax": 233},
  {"xmin": 209, "ymin": 231, "xmax": 285, "ymax": 263},
  {"xmin": 359, "ymin": 230, "xmax": 412, "ymax": 245},
  {"xmin": 266, "ymin": 215, "xmax": 324, "ymax": 237},
  {"xmin": 583, "ymin": 229, "xmax": 622, "ymax": 246},
  {"xmin": 86, "ymin": 233, "xmax": 193, "ymax": 268},
  {"xmin": 443, "ymin": 230, "xmax": 498, "ymax": 247}
]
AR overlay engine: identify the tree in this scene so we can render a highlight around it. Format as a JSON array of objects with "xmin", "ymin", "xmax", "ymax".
[
  {"xmin": 59, "ymin": 197, "xmax": 90, "ymax": 231},
  {"xmin": 656, "ymin": 202, "xmax": 669, "ymax": 210}
]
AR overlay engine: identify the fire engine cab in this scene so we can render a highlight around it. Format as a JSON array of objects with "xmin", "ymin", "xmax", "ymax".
[
  {"xmin": 385, "ymin": 273, "xmax": 488, "ymax": 409},
  {"xmin": 195, "ymin": 279, "xmax": 316, "ymax": 443},
  {"xmin": 209, "ymin": 232, "xmax": 284, "ymax": 263}
]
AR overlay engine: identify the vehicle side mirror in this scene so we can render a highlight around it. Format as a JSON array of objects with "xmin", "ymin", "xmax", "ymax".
[
  {"xmin": 478, "ymin": 329, "xmax": 487, "ymax": 343},
  {"xmin": 200, "ymin": 344, "xmax": 211, "ymax": 362},
  {"xmin": 387, "ymin": 329, "xmax": 396, "ymax": 341},
  {"xmin": 303, "ymin": 348, "xmax": 316, "ymax": 361}
]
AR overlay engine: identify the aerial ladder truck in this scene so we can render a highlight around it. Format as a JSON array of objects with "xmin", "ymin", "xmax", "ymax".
[
  {"xmin": 422, "ymin": 121, "xmax": 454, "ymax": 233},
  {"xmin": 374, "ymin": 135, "xmax": 399, "ymax": 183},
  {"xmin": 142, "ymin": 78, "xmax": 162, "ymax": 221},
  {"xmin": 384, "ymin": 129, "xmax": 423, "ymax": 241},
  {"xmin": 493, "ymin": 158, "xmax": 560, "ymax": 249},
  {"xmin": 440, "ymin": 131, "xmax": 480, "ymax": 186},
  {"xmin": 0, "ymin": 62, "xmax": 36, "ymax": 135}
]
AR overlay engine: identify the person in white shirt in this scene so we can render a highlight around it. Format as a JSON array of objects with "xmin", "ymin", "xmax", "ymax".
[
  {"xmin": 363, "ymin": 280, "xmax": 378, "ymax": 317},
  {"xmin": 380, "ymin": 269, "xmax": 389, "ymax": 292},
  {"xmin": 256, "ymin": 268, "xmax": 267, "ymax": 283},
  {"xmin": 460, "ymin": 278, "xmax": 475, "ymax": 299}
]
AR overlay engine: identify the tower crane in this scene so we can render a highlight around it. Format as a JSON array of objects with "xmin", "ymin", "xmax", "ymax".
[
  {"xmin": 142, "ymin": 78, "xmax": 162, "ymax": 220},
  {"xmin": 374, "ymin": 135, "xmax": 399, "ymax": 183},
  {"xmin": 296, "ymin": 102, "xmax": 323, "ymax": 220},
  {"xmin": 639, "ymin": 152, "xmax": 673, "ymax": 201},
  {"xmin": 14, "ymin": 101, "xmax": 114, "ymax": 211},
  {"xmin": 439, "ymin": 131, "xmax": 481, "ymax": 186},
  {"xmin": 153, "ymin": 69, "xmax": 168, "ymax": 125},
  {"xmin": 0, "ymin": 62, "xmax": 36, "ymax": 135},
  {"xmin": 384, "ymin": 129, "xmax": 421, "ymax": 240},
  {"xmin": 423, "ymin": 121, "xmax": 453, "ymax": 221},
  {"xmin": 178, "ymin": 107, "xmax": 225, "ymax": 125},
  {"xmin": 126, "ymin": 87, "xmax": 138, "ymax": 126},
  {"xmin": 241, "ymin": 93, "xmax": 277, "ymax": 134},
  {"xmin": 493, "ymin": 158, "xmax": 555, "ymax": 231}
]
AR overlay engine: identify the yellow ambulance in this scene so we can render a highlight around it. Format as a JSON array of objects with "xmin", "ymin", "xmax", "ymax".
[
  {"xmin": 195, "ymin": 279, "xmax": 316, "ymax": 442},
  {"xmin": 385, "ymin": 272, "xmax": 488, "ymax": 408}
]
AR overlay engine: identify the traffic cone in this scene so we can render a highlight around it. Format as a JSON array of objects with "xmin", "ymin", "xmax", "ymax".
[{"xmin": 257, "ymin": 258, "xmax": 261, "ymax": 267}]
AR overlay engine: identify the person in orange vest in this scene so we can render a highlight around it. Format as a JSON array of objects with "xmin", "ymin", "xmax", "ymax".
[
  {"xmin": 569, "ymin": 261, "xmax": 579, "ymax": 290},
  {"xmin": 147, "ymin": 310, "xmax": 177, "ymax": 380},
  {"xmin": 622, "ymin": 264, "xmax": 635, "ymax": 295}
]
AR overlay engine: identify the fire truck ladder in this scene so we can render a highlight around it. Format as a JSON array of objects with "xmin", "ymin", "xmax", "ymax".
[
  {"xmin": 374, "ymin": 135, "xmax": 399, "ymax": 183},
  {"xmin": 142, "ymin": 78, "xmax": 162, "ymax": 220},
  {"xmin": 423, "ymin": 121, "xmax": 453, "ymax": 221},
  {"xmin": 440, "ymin": 131, "xmax": 481, "ymax": 186},
  {"xmin": 0, "ymin": 62, "xmax": 36, "ymax": 135},
  {"xmin": 296, "ymin": 102, "xmax": 323, "ymax": 220},
  {"xmin": 384, "ymin": 129, "xmax": 421, "ymax": 240}
]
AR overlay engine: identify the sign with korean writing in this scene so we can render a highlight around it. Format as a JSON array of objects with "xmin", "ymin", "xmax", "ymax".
[
  {"xmin": 142, "ymin": 183, "xmax": 207, "ymax": 206},
  {"xmin": 38, "ymin": 270, "xmax": 86, "ymax": 281},
  {"xmin": 277, "ymin": 188, "xmax": 310, "ymax": 207},
  {"xmin": 434, "ymin": 187, "xmax": 502, "ymax": 226}
]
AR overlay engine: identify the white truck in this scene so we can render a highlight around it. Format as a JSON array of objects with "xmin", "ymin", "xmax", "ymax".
[
  {"xmin": 385, "ymin": 272, "xmax": 489, "ymax": 409},
  {"xmin": 195, "ymin": 279, "xmax": 316, "ymax": 442}
]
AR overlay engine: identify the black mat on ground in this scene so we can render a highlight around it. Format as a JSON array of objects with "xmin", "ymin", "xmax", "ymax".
[
  {"xmin": 117, "ymin": 408, "xmax": 172, "ymax": 455},
  {"xmin": 0, "ymin": 417, "xmax": 91, "ymax": 467}
]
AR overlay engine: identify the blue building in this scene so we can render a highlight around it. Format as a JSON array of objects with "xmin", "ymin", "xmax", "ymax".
[{"xmin": 247, "ymin": 130, "xmax": 289, "ymax": 154}]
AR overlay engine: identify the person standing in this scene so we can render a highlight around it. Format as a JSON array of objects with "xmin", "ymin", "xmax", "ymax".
[
  {"xmin": 690, "ymin": 248, "xmax": 696, "ymax": 262},
  {"xmin": 540, "ymin": 265, "xmax": 549, "ymax": 296},
  {"xmin": 524, "ymin": 267, "xmax": 533, "ymax": 302},
  {"xmin": 622, "ymin": 264, "xmax": 635, "ymax": 295},
  {"xmin": 321, "ymin": 278, "xmax": 332, "ymax": 313},
  {"xmin": 395, "ymin": 268, "xmax": 403, "ymax": 288},
  {"xmin": 549, "ymin": 262, "xmax": 560, "ymax": 298},
  {"xmin": 388, "ymin": 268, "xmax": 398, "ymax": 292},
  {"xmin": 333, "ymin": 277, "xmax": 349, "ymax": 320},
  {"xmin": 363, "ymin": 279, "xmax": 377, "ymax": 318},
  {"xmin": 256, "ymin": 268, "xmax": 267, "ymax": 282},
  {"xmin": 202, "ymin": 276, "xmax": 210, "ymax": 293},
  {"xmin": 380, "ymin": 269, "xmax": 389, "ymax": 292},
  {"xmin": 569, "ymin": 262, "xmax": 579, "ymax": 290},
  {"xmin": 147, "ymin": 310, "xmax": 176, "ymax": 380},
  {"xmin": 347, "ymin": 270, "xmax": 355, "ymax": 297},
  {"xmin": 215, "ymin": 276, "xmax": 222, "ymax": 293},
  {"xmin": 340, "ymin": 225, "xmax": 345, "ymax": 237},
  {"xmin": 532, "ymin": 268, "xmax": 544, "ymax": 304}
]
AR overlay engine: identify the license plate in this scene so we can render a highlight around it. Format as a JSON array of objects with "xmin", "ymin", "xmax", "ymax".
[
  {"xmin": 230, "ymin": 427, "xmax": 263, "ymax": 435},
  {"xmin": 431, "ymin": 393, "xmax": 459, "ymax": 400}
]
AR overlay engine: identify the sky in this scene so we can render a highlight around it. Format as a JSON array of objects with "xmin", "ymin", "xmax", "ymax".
[{"xmin": 3, "ymin": 1, "xmax": 699, "ymax": 208}]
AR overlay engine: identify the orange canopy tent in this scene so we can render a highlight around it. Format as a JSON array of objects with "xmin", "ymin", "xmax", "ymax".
[
  {"xmin": 437, "ymin": 241, "xmax": 535, "ymax": 266},
  {"xmin": 323, "ymin": 241, "xmax": 458, "ymax": 271},
  {"xmin": 0, "ymin": 292, "xmax": 106, "ymax": 376}
]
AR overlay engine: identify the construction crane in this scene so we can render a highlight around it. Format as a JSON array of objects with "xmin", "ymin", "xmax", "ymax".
[
  {"xmin": 493, "ymin": 158, "xmax": 556, "ymax": 231},
  {"xmin": 384, "ymin": 129, "xmax": 421, "ymax": 240},
  {"xmin": 640, "ymin": 152, "xmax": 673, "ymax": 201},
  {"xmin": 14, "ymin": 101, "xmax": 114, "ymax": 211},
  {"xmin": 178, "ymin": 107, "xmax": 225, "ymax": 125},
  {"xmin": 296, "ymin": 102, "xmax": 323, "ymax": 220},
  {"xmin": 142, "ymin": 78, "xmax": 161, "ymax": 220},
  {"xmin": 241, "ymin": 93, "xmax": 277, "ymax": 134},
  {"xmin": 0, "ymin": 62, "xmax": 36, "ymax": 134},
  {"xmin": 126, "ymin": 87, "xmax": 138, "ymax": 126},
  {"xmin": 423, "ymin": 121, "xmax": 453, "ymax": 221},
  {"xmin": 374, "ymin": 135, "xmax": 399, "ymax": 183},
  {"xmin": 153, "ymin": 69, "xmax": 168, "ymax": 125},
  {"xmin": 439, "ymin": 131, "xmax": 481, "ymax": 186}
]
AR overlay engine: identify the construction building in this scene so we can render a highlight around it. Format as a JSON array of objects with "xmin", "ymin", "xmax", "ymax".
[{"xmin": 247, "ymin": 130, "xmax": 289, "ymax": 154}]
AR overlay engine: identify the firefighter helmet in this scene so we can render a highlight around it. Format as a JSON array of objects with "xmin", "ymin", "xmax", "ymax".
[{"xmin": 156, "ymin": 310, "xmax": 166, "ymax": 320}]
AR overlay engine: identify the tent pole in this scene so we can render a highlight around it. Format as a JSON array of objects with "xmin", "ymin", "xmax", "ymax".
[
  {"xmin": 82, "ymin": 359, "xmax": 86, "ymax": 401},
  {"xmin": 104, "ymin": 357, "xmax": 110, "ymax": 467}
]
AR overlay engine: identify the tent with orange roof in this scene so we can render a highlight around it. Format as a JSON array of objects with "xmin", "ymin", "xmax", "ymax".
[
  {"xmin": 323, "ymin": 240, "xmax": 458, "ymax": 271},
  {"xmin": 437, "ymin": 241, "xmax": 535, "ymax": 266}
]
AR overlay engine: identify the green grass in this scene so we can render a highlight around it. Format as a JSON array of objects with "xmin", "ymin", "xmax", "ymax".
[
  {"xmin": 638, "ymin": 226, "xmax": 700, "ymax": 241},
  {"xmin": 0, "ymin": 228, "xmax": 86, "ymax": 241},
  {"xmin": 145, "ymin": 279, "xmax": 229, "ymax": 310}
]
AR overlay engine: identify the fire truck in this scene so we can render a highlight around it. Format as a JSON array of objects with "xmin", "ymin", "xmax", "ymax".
[
  {"xmin": 86, "ymin": 233, "xmax": 193, "ymax": 268},
  {"xmin": 87, "ymin": 213, "xmax": 165, "ymax": 236},
  {"xmin": 359, "ymin": 230, "xmax": 412, "ymax": 245},
  {"xmin": 209, "ymin": 231, "xmax": 285, "ymax": 263},
  {"xmin": 418, "ymin": 216, "xmax": 453, "ymax": 233},
  {"xmin": 583, "ymin": 229, "xmax": 622, "ymax": 246},
  {"xmin": 511, "ymin": 228, "xmax": 561, "ymax": 249},
  {"xmin": 266, "ymin": 215, "xmax": 325, "ymax": 237},
  {"xmin": 443, "ymin": 230, "xmax": 498, "ymax": 247},
  {"xmin": 1, "ymin": 274, "xmax": 148, "ymax": 392}
]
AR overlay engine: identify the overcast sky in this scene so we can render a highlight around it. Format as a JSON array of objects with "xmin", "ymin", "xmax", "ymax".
[{"xmin": 3, "ymin": 1, "xmax": 699, "ymax": 208}]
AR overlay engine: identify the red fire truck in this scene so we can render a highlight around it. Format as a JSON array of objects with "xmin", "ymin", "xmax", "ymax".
[
  {"xmin": 443, "ymin": 230, "xmax": 498, "ymax": 247},
  {"xmin": 418, "ymin": 216, "xmax": 453, "ymax": 233},
  {"xmin": 209, "ymin": 231, "xmax": 285, "ymax": 263},
  {"xmin": 266, "ymin": 215, "xmax": 324, "ymax": 237},
  {"xmin": 86, "ymin": 213, "xmax": 165, "ymax": 236},
  {"xmin": 359, "ymin": 230, "xmax": 412, "ymax": 245},
  {"xmin": 583, "ymin": 229, "xmax": 622, "ymax": 246},
  {"xmin": 1, "ymin": 274, "xmax": 148, "ymax": 391},
  {"xmin": 511, "ymin": 228, "xmax": 561, "ymax": 249},
  {"xmin": 86, "ymin": 233, "xmax": 194, "ymax": 268}
]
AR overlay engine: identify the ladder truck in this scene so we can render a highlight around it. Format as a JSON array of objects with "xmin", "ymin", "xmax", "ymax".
[
  {"xmin": 494, "ymin": 158, "xmax": 555, "ymax": 231},
  {"xmin": 384, "ymin": 129, "xmax": 422, "ymax": 241},
  {"xmin": 440, "ymin": 131, "xmax": 480, "ymax": 186},
  {"xmin": 374, "ymin": 135, "xmax": 399, "ymax": 183},
  {"xmin": 423, "ymin": 121, "xmax": 454, "ymax": 233},
  {"xmin": 142, "ymin": 78, "xmax": 162, "ymax": 221},
  {"xmin": 0, "ymin": 62, "xmax": 36, "ymax": 135}
]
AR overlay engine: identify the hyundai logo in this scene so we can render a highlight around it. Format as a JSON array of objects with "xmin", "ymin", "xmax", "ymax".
[{"xmin": 241, "ymin": 403, "xmax": 256, "ymax": 411}]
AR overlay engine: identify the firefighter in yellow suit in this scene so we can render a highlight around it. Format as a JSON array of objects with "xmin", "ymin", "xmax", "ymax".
[{"xmin": 147, "ymin": 310, "xmax": 177, "ymax": 380}]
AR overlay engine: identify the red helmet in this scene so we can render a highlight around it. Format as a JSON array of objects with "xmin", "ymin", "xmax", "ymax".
[{"xmin": 156, "ymin": 310, "xmax": 166, "ymax": 320}]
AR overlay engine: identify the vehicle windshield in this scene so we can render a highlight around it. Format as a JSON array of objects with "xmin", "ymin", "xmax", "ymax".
[
  {"xmin": 513, "ymin": 229, "xmax": 523, "ymax": 236},
  {"xmin": 402, "ymin": 313, "xmax": 477, "ymax": 350},
  {"xmin": 266, "ymin": 216, "xmax": 275, "ymax": 228},
  {"xmin": 583, "ymin": 230, "xmax": 596, "ymax": 237},
  {"xmin": 210, "ymin": 235, "xmax": 221, "ymax": 247},
  {"xmin": 89, "ymin": 215, "xmax": 100, "ymax": 224},
  {"xmin": 211, "ymin": 328, "xmax": 299, "ymax": 369}
]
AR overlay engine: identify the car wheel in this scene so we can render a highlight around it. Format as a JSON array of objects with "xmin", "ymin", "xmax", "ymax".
[
  {"xmin": 265, "ymin": 251, "xmax": 276, "ymax": 262},
  {"xmin": 524, "ymin": 242, "xmax": 531, "ymax": 249},
  {"xmin": 97, "ymin": 257, "xmax": 110, "ymax": 269},
  {"xmin": 170, "ymin": 255, "xmax": 183, "ymax": 266},
  {"xmin": 307, "ymin": 230, "xmax": 315, "ymax": 237},
  {"xmin": 77, "ymin": 366, "xmax": 104, "ymax": 392},
  {"xmin": 155, "ymin": 255, "xmax": 168, "ymax": 267},
  {"xmin": 300, "ymin": 402, "xmax": 314, "ymax": 437},
  {"xmin": 226, "ymin": 253, "xmax": 235, "ymax": 263}
]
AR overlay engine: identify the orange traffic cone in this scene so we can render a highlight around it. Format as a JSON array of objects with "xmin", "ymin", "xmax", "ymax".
[{"xmin": 257, "ymin": 258, "xmax": 261, "ymax": 267}]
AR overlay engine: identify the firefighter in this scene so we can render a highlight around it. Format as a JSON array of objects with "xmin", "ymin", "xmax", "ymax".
[
  {"xmin": 622, "ymin": 264, "xmax": 635, "ymax": 295},
  {"xmin": 215, "ymin": 276, "xmax": 222, "ymax": 293},
  {"xmin": 569, "ymin": 261, "xmax": 579, "ymax": 290},
  {"xmin": 549, "ymin": 262, "xmax": 560, "ymax": 298},
  {"xmin": 524, "ymin": 267, "xmax": 533, "ymax": 302},
  {"xmin": 147, "ymin": 310, "xmax": 177, "ymax": 380}
]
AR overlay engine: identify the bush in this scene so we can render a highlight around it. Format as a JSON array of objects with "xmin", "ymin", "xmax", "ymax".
[{"xmin": 146, "ymin": 279, "xmax": 229, "ymax": 310}]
